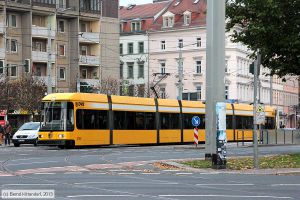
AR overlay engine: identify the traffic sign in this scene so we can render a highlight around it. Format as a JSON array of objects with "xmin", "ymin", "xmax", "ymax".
[
  {"xmin": 255, "ymin": 104, "xmax": 265, "ymax": 124},
  {"xmin": 192, "ymin": 116, "xmax": 201, "ymax": 127}
]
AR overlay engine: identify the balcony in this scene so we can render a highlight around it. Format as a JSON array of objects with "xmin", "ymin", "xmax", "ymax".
[
  {"xmin": 32, "ymin": 25, "xmax": 55, "ymax": 38},
  {"xmin": 79, "ymin": 55, "xmax": 100, "ymax": 66},
  {"xmin": 7, "ymin": 0, "xmax": 30, "ymax": 5},
  {"xmin": 34, "ymin": 76, "xmax": 55, "ymax": 87},
  {"xmin": 79, "ymin": 32, "xmax": 100, "ymax": 43},
  {"xmin": 32, "ymin": 0, "xmax": 55, "ymax": 8},
  {"xmin": 32, "ymin": 51, "xmax": 55, "ymax": 63}
]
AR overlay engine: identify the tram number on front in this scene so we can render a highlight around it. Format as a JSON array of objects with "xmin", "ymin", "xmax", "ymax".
[{"xmin": 75, "ymin": 102, "xmax": 85, "ymax": 107}]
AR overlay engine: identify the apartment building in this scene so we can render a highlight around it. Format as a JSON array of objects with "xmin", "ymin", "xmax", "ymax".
[
  {"xmin": 0, "ymin": 0, "xmax": 119, "ymax": 93},
  {"xmin": 119, "ymin": 1, "xmax": 171, "ymax": 97}
]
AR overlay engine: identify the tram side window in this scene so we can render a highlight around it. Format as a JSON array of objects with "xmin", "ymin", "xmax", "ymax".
[
  {"xmin": 226, "ymin": 115, "xmax": 233, "ymax": 129},
  {"xmin": 264, "ymin": 117, "xmax": 275, "ymax": 129},
  {"xmin": 76, "ymin": 109, "xmax": 108, "ymax": 130},
  {"xmin": 145, "ymin": 112, "xmax": 155, "ymax": 129},
  {"xmin": 235, "ymin": 115, "xmax": 253, "ymax": 129},
  {"xmin": 114, "ymin": 111, "xmax": 126, "ymax": 129},
  {"xmin": 160, "ymin": 113, "xmax": 180, "ymax": 129},
  {"xmin": 113, "ymin": 111, "xmax": 155, "ymax": 130}
]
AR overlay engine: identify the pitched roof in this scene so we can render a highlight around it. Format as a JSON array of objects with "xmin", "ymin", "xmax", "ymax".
[
  {"xmin": 120, "ymin": 1, "xmax": 171, "ymax": 20},
  {"xmin": 150, "ymin": 0, "xmax": 206, "ymax": 31}
]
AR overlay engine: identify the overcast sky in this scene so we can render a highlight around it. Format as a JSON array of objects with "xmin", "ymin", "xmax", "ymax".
[{"xmin": 120, "ymin": 0, "xmax": 153, "ymax": 6}]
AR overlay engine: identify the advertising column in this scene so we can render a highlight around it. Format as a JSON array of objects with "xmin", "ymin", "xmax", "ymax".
[{"xmin": 213, "ymin": 102, "xmax": 227, "ymax": 169}]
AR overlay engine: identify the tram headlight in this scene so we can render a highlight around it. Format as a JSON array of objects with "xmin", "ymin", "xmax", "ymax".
[
  {"xmin": 39, "ymin": 135, "xmax": 43, "ymax": 138},
  {"xmin": 58, "ymin": 134, "xmax": 65, "ymax": 138}
]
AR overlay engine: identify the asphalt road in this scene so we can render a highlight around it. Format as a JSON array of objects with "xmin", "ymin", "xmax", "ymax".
[{"xmin": 0, "ymin": 144, "xmax": 299, "ymax": 200}]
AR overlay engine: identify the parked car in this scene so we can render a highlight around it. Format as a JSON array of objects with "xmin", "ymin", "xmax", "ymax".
[{"xmin": 12, "ymin": 122, "xmax": 40, "ymax": 147}]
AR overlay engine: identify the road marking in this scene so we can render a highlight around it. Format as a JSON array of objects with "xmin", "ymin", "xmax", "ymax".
[
  {"xmin": 118, "ymin": 173, "xmax": 135, "ymax": 175},
  {"xmin": 196, "ymin": 183, "xmax": 254, "ymax": 186},
  {"xmin": 176, "ymin": 173, "xmax": 193, "ymax": 175},
  {"xmin": 141, "ymin": 173, "xmax": 161, "ymax": 175},
  {"xmin": 74, "ymin": 181, "xmax": 177, "ymax": 185},
  {"xmin": 272, "ymin": 184, "xmax": 300, "ymax": 186},
  {"xmin": 159, "ymin": 194, "xmax": 292, "ymax": 199},
  {"xmin": 68, "ymin": 195, "xmax": 137, "ymax": 198},
  {"xmin": 6, "ymin": 161, "xmax": 59, "ymax": 166},
  {"xmin": 163, "ymin": 170, "xmax": 180, "ymax": 172},
  {"xmin": 34, "ymin": 173, "xmax": 56, "ymax": 175},
  {"xmin": 89, "ymin": 172, "xmax": 107, "ymax": 175},
  {"xmin": 64, "ymin": 172, "xmax": 83, "ymax": 174}
]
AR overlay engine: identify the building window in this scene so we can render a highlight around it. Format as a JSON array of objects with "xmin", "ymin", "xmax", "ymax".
[
  {"xmin": 138, "ymin": 63, "xmax": 144, "ymax": 78},
  {"xmin": 10, "ymin": 65, "xmax": 17, "ymax": 77},
  {"xmin": 0, "ymin": 60, "xmax": 3, "ymax": 74},
  {"xmin": 225, "ymin": 59, "xmax": 228, "ymax": 73},
  {"xmin": 36, "ymin": 66, "xmax": 41, "ymax": 76},
  {"xmin": 196, "ymin": 37, "xmax": 201, "ymax": 47},
  {"xmin": 120, "ymin": 63, "xmax": 123, "ymax": 79},
  {"xmin": 160, "ymin": 88, "xmax": 166, "ymax": 99},
  {"xmin": 80, "ymin": 22, "xmax": 87, "ymax": 32},
  {"xmin": 196, "ymin": 60, "xmax": 201, "ymax": 74},
  {"xmin": 11, "ymin": 15, "xmax": 16, "ymax": 27},
  {"xmin": 81, "ymin": 69, "xmax": 87, "ymax": 79},
  {"xmin": 58, "ymin": 0, "xmax": 66, "ymax": 9},
  {"xmin": 6, "ymin": 39, "xmax": 9, "ymax": 52},
  {"xmin": 120, "ymin": 43, "xmax": 123, "ymax": 55},
  {"xmin": 128, "ymin": 43, "xmax": 134, "ymax": 54},
  {"xmin": 7, "ymin": 14, "xmax": 17, "ymax": 27},
  {"xmin": 59, "ymin": 67, "xmax": 66, "ymax": 80},
  {"xmin": 178, "ymin": 39, "xmax": 183, "ymax": 48},
  {"xmin": 58, "ymin": 20, "xmax": 65, "ymax": 32},
  {"xmin": 59, "ymin": 45, "xmax": 65, "ymax": 56},
  {"xmin": 11, "ymin": 40, "xmax": 17, "ymax": 52},
  {"xmin": 161, "ymin": 40, "xmax": 165, "ymax": 50},
  {"xmin": 127, "ymin": 63, "xmax": 134, "ymax": 79},
  {"xmin": 225, "ymin": 85, "xmax": 229, "ymax": 100},
  {"xmin": 184, "ymin": 13, "xmax": 191, "ymax": 25},
  {"xmin": 196, "ymin": 86, "xmax": 201, "ymax": 100},
  {"xmin": 80, "ymin": 46, "xmax": 87, "ymax": 55},
  {"xmin": 138, "ymin": 42, "xmax": 144, "ymax": 53},
  {"xmin": 131, "ymin": 21, "xmax": 141, "ymax": 32},
  {"xmin": 33, "ymin": 41, "xmax": 46, "ymax": 52},
  {"xmin": 163, "ymin": 16, "xmax": 174, "ymax": 27},
  {"xmin": 160, "ymin": 62, "xmax": 166, "ymax": 74}
]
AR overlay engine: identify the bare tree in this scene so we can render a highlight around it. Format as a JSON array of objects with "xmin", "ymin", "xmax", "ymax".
[{"xmin": 11, "ymin": 75, "xmax": 46, "ymax": 117}]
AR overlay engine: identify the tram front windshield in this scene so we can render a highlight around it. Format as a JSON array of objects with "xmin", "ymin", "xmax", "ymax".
[{"xmin": 40, "ymin": 102, "xmax": 74, "ymax": 131}]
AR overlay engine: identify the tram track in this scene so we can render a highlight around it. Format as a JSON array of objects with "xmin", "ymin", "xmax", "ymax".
[{"xmin": 0, "ymin": 147, "xmax": 178, "ymax": 200}]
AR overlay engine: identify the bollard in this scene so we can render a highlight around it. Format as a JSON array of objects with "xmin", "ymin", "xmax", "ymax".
[
  {"xmin": 292, "ymin": 130, "xmax": 294, "ymax": 144},
  {"xmin": 267, "ymin": 130, "xmax": 269, "ymax": 145},
  {"xmin": 284, "ymin": 130, "xmax": 286, "ymax": 144},
  {"xmin": 276, "ymin": 129, "xmax": 277, "ymax": 144},
  {"xmin": 237, "ymin": 131, "xmax": 239, "ymax": 147},
  {"xmin": 242, "ymin": 131, "xmax": 244, "ymax": 146}
]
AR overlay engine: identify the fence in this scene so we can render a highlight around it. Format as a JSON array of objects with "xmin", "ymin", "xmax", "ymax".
[{"xmin": 235, "ymin": 129, "xmax": 300, "ymax": 146}]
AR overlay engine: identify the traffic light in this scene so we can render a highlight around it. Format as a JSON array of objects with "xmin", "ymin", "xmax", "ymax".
[
  {"xmin": 24, "ymin": 59, "xmax": 30, "ymax": 73},
  {"xmin": 249, "ymin": 61, "xmax": 260, "ymax": 76}
]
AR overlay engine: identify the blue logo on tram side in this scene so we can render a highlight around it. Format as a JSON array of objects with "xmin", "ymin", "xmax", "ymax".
[{"xmin": 192, "ymin": 116, "xmax": 201, "ymax": 127}]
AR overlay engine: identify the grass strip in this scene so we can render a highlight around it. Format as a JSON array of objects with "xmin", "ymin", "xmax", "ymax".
[{"xmin": 182, "ymin": 154, "xmax": 300, "ymax": 170}]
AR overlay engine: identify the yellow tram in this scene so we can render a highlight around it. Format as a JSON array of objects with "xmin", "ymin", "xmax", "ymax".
[{"xmin": 38, "ymin": 93, "xmax": 276, "ymax": 148}]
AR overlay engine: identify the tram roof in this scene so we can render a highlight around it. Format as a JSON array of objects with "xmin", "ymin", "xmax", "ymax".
[{"xmin": 42, "ymin": 93, "xmax": 108, "ymax": 103}]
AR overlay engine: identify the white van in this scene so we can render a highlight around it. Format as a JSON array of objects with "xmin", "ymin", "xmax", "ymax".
[{"xmin": 12, "ymin": 122, "xmax": 40, "ymax": 147}]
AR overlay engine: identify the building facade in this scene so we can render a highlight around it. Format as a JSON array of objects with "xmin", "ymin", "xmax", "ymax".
[
  {"xmin": 0, "ymin": 0, "xmax": 119, "ymax": 93},
  {"xmin": 120, "ymin": 0, "xmax": 299, "ymax": 128},
  {"xmin": 119, "ymin": 1, "xmax": 170, "ymax": 97}
]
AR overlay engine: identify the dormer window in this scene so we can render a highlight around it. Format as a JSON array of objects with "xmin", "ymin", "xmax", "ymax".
[
  {"xmin": 131, "ymin": 21, "xmax": 141, "ymax": 32},
  {"xmin": 183, "ymin": 11, "xmax": 191, "ymax": 25},
  {"xmin": 163, "ymin": 12, "xmax": 175, "ymax": 28}
]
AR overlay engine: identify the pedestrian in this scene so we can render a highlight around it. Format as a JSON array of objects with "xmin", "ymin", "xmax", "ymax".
[
  {"xmin": 4, "ymin": 121, "xmax": 12, "ymax": 146},
  {"xmin": 0, "ymin": 124, "xmax": 4, "ymax": 145}
]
